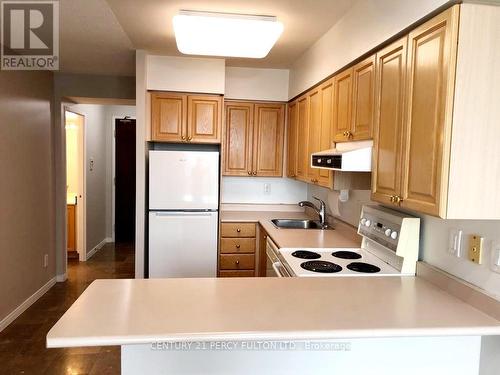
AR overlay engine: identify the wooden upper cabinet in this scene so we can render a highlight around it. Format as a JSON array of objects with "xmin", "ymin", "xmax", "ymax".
[
  {"xmin": 286, "ymin": 102, "xmax": 298, "ymax": 178},
  {"xmin": 351, "ymin": 56, "xmax": 376, "ymax": 140},
  {"xmin": 296, "ymin": 95, "xmax": 309, "ymax": 182},
  {"xmin": 400, "ymin": 6, "xmax": 459, "ymax": 216},
  {"xmin": 371, "ymin": 38, "xmax": 408, "ymax": 205},
  {"xmin": 187, "ymin": 95, "xmax": 222, "ymax": 143},
  {"xmin": 223, "ymin": 102, "xmax": 254, "ymax": 176},
  {"xmin": 253, "ymin": 103, "xmax": 285, "ymax": 177},
  {"xmin": 306, "ymin": 88, "xmax": 321, "ymax": 183},
  {"xmin": 318, "ymin": 79, "xmax": 334, "ymax": 188},
  {"xmin": 332, "ymin": 68, "xmax": 353, "ymax": 142},
  {"xmin": 151, "ymin": 92, "xmax": 222, "ymax": 144},
  {"xmin": 151, "ymin": 92, "xmax": 187, "ymax": 142},
  {"xmin": 222, "ymin": 101, "xmax": 285, "ymax": 177}
]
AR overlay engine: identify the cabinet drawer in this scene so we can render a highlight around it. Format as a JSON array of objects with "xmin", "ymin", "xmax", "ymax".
[
  {"xmin": 219, "ymin": 270, "xmax": 255, "ymax": 278},
  {"xmin": 221, "ymin": 223, "xmax": 256, "ymax": 238},
  {"xmin": 220, "ymin": 238, "xmax": 256, "ymax": 254},
  {"xmin": 219, "ymin": 254, "xmax": 255, "ymax": 270}
]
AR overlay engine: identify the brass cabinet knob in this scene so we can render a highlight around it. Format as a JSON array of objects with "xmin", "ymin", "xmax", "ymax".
[
  {"xmin": 252, "ymin": 171, "xmax": 257, "ymax": 176},
  {"xmin": 343, "ymin": 131, "xmax": 347, "ymax": 136},
  {"xmin": 236, "ymin": 244, "xmax": 240, "ymax": 249},
  {"xmin": 236, "ymin": 228, "xmax": 241, "ymax": 233},
  {"xmin": 390, "ymin": 195, "xmax": 395, "ymax": 203},
  {"xmin": 181, "ymin": 135, "xmax": 186, "ymax": 140},
  {"xmin": 247, "ymin": 171, "xmax": 252, "ymax": 175},
  {"xmin": 235, "ymin": 260, "xmax": 240, "ymax": 265},
  {"xmin": 187, "ymin": 136, "xmax": 193, "ymax": 141}
]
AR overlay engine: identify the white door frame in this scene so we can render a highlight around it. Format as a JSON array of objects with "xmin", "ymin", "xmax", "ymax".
[
  {"xmin": 64, "ymin": 107, "xmax": 87, "ymax": 262},
  {"xmin": 111, "ymin": 115, "xmax": 136, "ymax": 243}
]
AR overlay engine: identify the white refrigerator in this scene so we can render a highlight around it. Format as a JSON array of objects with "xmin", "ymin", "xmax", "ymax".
[{"xmin": 148, "ymin": 150, "xmax": 219, "ymax": 278}]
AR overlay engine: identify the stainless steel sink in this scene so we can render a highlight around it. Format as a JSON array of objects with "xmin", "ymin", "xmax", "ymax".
[{"xmin": 270, "ymin": 219, "xmax": 331, "ymax": 230}]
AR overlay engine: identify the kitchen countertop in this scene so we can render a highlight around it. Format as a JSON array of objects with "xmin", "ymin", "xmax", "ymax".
[
  {"xmin": 46, "ymin": 277, "xmax": 500, "ymax": 348},
  {"xmin": 220, "ymin": 210, "xmax": 362, "ymax": 249}
]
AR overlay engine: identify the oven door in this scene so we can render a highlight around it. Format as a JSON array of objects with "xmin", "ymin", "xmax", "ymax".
[{"xmin": 266, "ymin": 238, "xmax": 291, "ymax": 277}]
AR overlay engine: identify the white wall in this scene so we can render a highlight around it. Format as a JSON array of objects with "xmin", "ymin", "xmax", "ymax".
[
  {"xmin": 225, "ymin": 67, "xmax": 289, "ymax": 101},
  {"xmin": 70, "ymin": 104, "xmax": 108, "ymax": 255},
  {"xmin": 147, "ymin": 55, "xmax": 225, "ymax": 93},
  {"xmin": 288, "ymin": 0, "xmax": 449, "ymax": 98},
  {"xmin": 418, "ymin": 216, "xmax": 500, "ymax": 300},
  {"xmin": 222, "ymin": 177, "xmax": 307, "ymax": 205}
]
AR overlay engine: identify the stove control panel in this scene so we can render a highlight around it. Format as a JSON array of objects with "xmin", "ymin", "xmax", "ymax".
[
  {"xmin": 358, "ymin": 205, "xmax": 420, "ymax": 274},
  {"xmin": 357, "ymin": 205, "xmax": 417, "ymax": 252}
]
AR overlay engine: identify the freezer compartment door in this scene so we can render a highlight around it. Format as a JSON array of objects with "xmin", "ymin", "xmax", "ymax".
[
  {"xmin": 148, "ymin": 211, "xmax": 218, "ymax": 278},
  {"xmin": 149, "ymin": 150, "xmax": 219, "ymax": 210}
]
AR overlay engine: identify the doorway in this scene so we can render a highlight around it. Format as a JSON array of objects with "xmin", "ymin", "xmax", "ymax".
[
  {"xmin": 114, "ymin": 117, "xmax": 136, "ymax": 245},
  {"xmin": 64, "ymin": 110, "xmax": 86, "ymax": 261}
]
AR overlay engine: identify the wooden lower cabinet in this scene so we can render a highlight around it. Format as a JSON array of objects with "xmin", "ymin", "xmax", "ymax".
[
  {"xmin": 219, "ymin": 222, "xmax": 257, "ymax": 277},
  {"xmin": 220, "ymin": 254, "xmax": 255, "ymax": 270},
  {"xmin": 219, "ymin": 270, "xmax": 255, "ymax": 277},
  {"xmin": 257, "ymin": 224, "xmax": 268, "ymax": 277}
]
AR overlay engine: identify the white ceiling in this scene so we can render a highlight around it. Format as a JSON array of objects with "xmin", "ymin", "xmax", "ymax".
[{"xmin": 59, "ymin": 0, "xmax": 355, "ymax": 76}]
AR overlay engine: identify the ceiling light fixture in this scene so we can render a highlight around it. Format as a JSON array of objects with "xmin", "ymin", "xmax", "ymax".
[{"xmin": 173, "ymin": 10, "xmax": 284, "ymax": 58}]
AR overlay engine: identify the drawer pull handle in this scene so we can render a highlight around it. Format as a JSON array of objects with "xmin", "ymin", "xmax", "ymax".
[
  {"xmin": 235, "ymin": 260, "xmax": 240, "ymax": 265},
  {"xmin": 236, "ymin": 244, "xmax": 241, "ymax": 249},
  {"xmin": 236, "ymin": 228, "xmax": 241, "ymax": 233}
]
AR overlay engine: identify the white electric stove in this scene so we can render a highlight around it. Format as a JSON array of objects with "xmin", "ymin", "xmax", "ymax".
[{"xmin": 269, "ymin": 205, "xmax": 420, "ymax": 278}]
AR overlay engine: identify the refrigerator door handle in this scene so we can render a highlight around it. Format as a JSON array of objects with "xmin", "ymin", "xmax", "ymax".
[{"xmin": 153, "ymin": 212, "xmax": 215, "ymax": 217}]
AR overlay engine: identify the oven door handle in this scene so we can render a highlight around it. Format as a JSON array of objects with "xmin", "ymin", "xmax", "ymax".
[{"xmin": 272, "ymin": 262, "xmax": 290, "ymax": 278}]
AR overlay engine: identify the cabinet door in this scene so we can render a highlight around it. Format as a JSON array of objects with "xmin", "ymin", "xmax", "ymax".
[
  {"xmin": 252, "ymin": 103, "xmax": 285, "ymax": 177},
  {"xmin": 318, "ymin": 79, "xmax": 334, "ymax": 188},
  {"xmin": 151, "ymin": 92, "xmax": 187, "ymax": 142},
  {"xmin": 187, "ymin": 95, "xmax": 222, "ymax": 144},
  {"xmin": 332, "ymin": 68, "xmax": 353, "ymax": 142},
  {"xmin": 296, "ymin": 95, "xmax": 309, "ymax": 181},
  {"xmin": 351, "ymin": 55, "xmax": 375, "ymax": 140},
  {"xmin": 306, "ymin": 87, "xmax": 321, "ymax": 184},
  {"xmin": 67, "ymin": 205, "xmax": 76, "ymax": 252},
  {"xmin": 223, "ymin": 102, "xmax": 254, "ymax": 176},
  {"xmin": 286, "ymin": 102, "xmax": 298, "ymax": 178},
  {"xmin": 371, "ymin": 38, "xmax": 408, "ymax": 205},
  {"xmin": 400, "ymin": 7, "xmax": 459, "ymax": 216}
]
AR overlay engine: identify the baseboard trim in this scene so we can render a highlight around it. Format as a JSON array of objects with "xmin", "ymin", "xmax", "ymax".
[
  {"xmin": 56, "ymin": 273, "xmax": 67, "ymax": 282},
  {"xmin": 86, "ymin": 238, "xmax": 112, "ymax": 261},
  {"xmin": 0, "ymin": 277, "xmax": 56, "ymax": 333}
]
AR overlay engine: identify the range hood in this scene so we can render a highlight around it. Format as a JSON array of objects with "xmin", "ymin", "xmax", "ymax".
[{"xmin": 311, "ymin": 140, "xmax": 373, "ymax": 172}]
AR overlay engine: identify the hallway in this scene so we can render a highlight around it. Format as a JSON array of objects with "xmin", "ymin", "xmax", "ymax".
[{"xmin": 0, "ymin": 243, "xmax": 134, "ymax": 375}]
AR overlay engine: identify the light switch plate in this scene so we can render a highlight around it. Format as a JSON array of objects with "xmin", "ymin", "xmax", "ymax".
[
  {"xmin": 448, "ymin": 228, "xmax": 463, "ymax": 257},
  {"xmin": 468, "ymin": 235, "xmax": 483, "ymax": 264},
  {"xmin": 491, "ymin": 240, "xmax": 500, "ymax": 274}
]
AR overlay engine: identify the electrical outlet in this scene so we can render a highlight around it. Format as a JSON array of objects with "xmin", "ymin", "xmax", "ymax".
[
  {"xmin": 468, "ymin": 235, "xmax": 483, "ymax": 264},
  {"xmin": 43, "ymin": 254, "xmax": 48, "ymax": 268},
  {"xmin": 491, "ymin": 240, "xmax": 500, "ymax": 274},
  {"xmin": 448, "ymin": 228, "xmax": 463, "ymax": 257},
  {"xmin": 263, "ymin": 183, "xmax": 271, "ymax": 194}
]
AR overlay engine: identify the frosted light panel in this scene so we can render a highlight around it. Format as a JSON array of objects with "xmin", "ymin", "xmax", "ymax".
[{"xmin": 173, "ymin": 11, "xmax": 283, "ymax": 58}]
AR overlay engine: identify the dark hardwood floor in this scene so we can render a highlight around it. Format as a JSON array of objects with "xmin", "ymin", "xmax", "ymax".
[{"xmin": 0, "ymin": 242, "xmax": 135, "ymax": 375}]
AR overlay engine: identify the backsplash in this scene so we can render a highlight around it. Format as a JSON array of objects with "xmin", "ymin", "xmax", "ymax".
[{"xmin": 221, "ymin": 177, "xmax": 307, "ymax": 205}]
